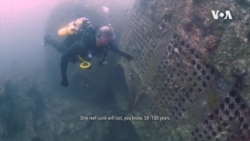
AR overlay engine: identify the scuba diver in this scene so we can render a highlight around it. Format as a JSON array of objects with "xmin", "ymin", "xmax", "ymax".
[{"xmin": 44, "ymin": 17, "xmax": 133, "ymax": 87}]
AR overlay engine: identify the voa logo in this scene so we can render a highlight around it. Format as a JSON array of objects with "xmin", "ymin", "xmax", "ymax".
[{"xmin": 211, "ymin": 10, "xmax": 233, "ymax": 20}]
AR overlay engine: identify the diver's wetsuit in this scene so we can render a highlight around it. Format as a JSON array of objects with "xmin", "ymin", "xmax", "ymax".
[{"xmin": 59, "ymin": 25, "xmax": 133, "ymax": 87}]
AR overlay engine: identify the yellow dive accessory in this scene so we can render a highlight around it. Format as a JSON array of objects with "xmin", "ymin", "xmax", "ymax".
[
  {"xmin": 58, "ymin": 17, "xmax": 88, "ymax": 37},
  {"xmin": 77, "ymin": 55, "xmax": 91, "ymax": 69},
  {"xmin": 58, "ymin": 23, "xmax": 76, "ymax": 37}
]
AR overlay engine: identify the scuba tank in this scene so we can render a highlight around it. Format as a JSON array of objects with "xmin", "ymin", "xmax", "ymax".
[{"xmin": 57, "ymin": 17, "xmax": 89, "ymax": 37}]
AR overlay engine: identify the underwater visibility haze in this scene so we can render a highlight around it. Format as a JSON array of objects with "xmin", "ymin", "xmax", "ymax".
[{"xmin": 1, "ymin": 0, "xmax": 250, "ymax": 141}]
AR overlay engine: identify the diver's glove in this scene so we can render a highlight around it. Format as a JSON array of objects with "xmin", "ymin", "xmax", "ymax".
[
  {"xmin": 43, "ymin": 35, "xmax": 53, "ymax": 45},
  {"xmin": 122, "ymin": 53, "xmax": 133, "ymax": 61},
  {"xmin": 61, "ymin": 78, "xmax": 69, "ymax": 87},
  {"xmin": 99, "ymin": 61, "xmax": 108, "ymax": 66}
]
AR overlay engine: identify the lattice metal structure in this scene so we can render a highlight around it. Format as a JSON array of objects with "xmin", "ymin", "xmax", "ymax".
[{"xmin": 119, "ymin": 0, "xmax": 250, "ymax": 141}]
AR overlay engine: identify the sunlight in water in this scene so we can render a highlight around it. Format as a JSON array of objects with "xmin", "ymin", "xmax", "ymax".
[{"xmin": 0, "ymin": 0, "xmax": 59, "ymax": 19}]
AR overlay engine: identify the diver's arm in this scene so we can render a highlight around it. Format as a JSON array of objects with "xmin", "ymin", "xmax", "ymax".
[
  {"xmin": 44, "ymin": 35, "xmax": 65, "ymax": 53},
  {"xmin": 109, "ymin": 44, "xmax": 133, "ymax": 61},
  {"xmin": 99, "ymin": 48, "xmax": 108, "ymax": 66},
  {"xmin": 60, "ymin": 45, "xmax": 78, "ymax": 87},
  {"xmin": 60, "ymin": 53, "xmax": 69, "ymax": 87}
]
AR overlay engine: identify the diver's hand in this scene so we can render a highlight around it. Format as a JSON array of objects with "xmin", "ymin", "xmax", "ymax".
[
  {"xmin": 123, "ymin": 53, "xmax": 133, "ymax": 61},
  {"xmin": 61, "ymin": 79, "xmax": 69, "ymax": 87},
  {"xmin": 43, "ymin": 35, "xmax": 53, "ymax": 45},
  {"xmin": 99, "ymin": 61, "xmax": 108, "ymax": 66}
]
